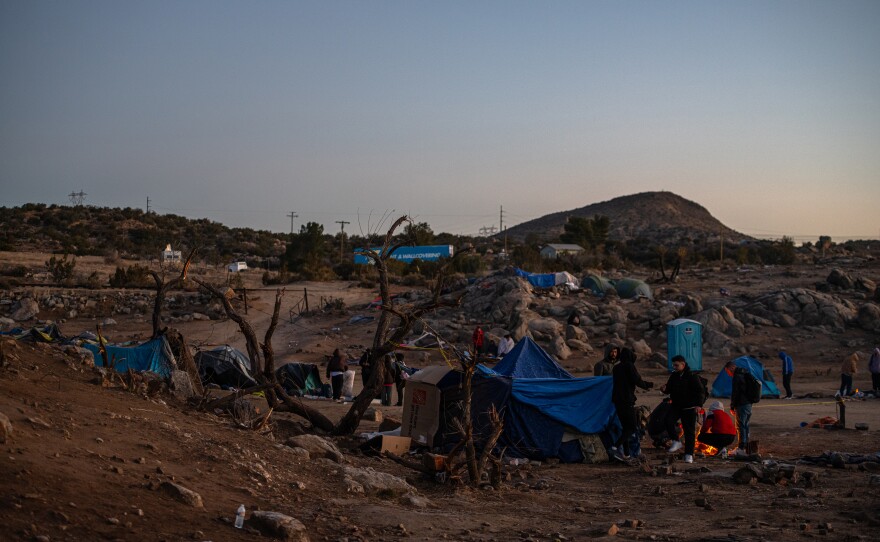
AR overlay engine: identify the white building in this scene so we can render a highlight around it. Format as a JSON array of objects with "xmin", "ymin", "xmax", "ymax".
[
  {"xmin": 228, "ymin": 261, "xmax": 248, "ymax": 272},
  {"xmin": 162, "ymin": 244, "xmax": 182, "ymax": 263},
  {"xmin": 540, "ymin": 243, "xmax": 584, "ymax": 259}
]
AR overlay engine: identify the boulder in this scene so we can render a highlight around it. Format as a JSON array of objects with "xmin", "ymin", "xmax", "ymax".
[
  {"xmin": 565, "ymin": 324, "xmax": 588, "ymax": 342},
  {"xmin": 285, "ymin": 434, "xmax": 344, "ymax": 463},
  {"xmin": 566, "ymin": 339, "xmax": 593, "ymax": 353},
  {"xmin": 159, "ymin": 481, "xmax": 203, "ymax": 507},
  {"xmin": 855, "ymin": 277, "xmax": 876, "ymax": 294},
  {"xmin": 169, "ymin": 370, "xmax": 196, "ymax": 401},
  {"xmin": 342, "ymin": 465, "xmax": 415, "ymax": 495},
  {"xmin": 0, "ymin": 412, "xmax": 12, "ymax": 443},
  {"xmin": 248, "ymin": 511, "xmax": 309, "ymax": 541},
  {"xmin": 0, "ymin": 317, "xmax": 15, "ymax": 331},
  {"xmin": 547, "ymin": 335, "xmax": 571, "ymax": 360},
  {"xmin": 11, "ymin": 298, "xmax": 39, "ymax": 321},
  {"xmin": 856, "ymin": 303, "xmax": 880, "ymax": 332},
  {"xmin": 528, "ymin": 317, "xmax": 563, "ymax": 338},
  {"xmin": 627, "ymin": 339, "xmax": 652, "ymax": 358},
  {"xmin": 827, "ymin": 268, "xmax": 854, "ymax": 289}
]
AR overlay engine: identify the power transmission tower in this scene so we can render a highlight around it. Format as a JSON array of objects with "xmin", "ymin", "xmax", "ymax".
[
  {"xmin": 478, "ymin": 226, "xmax": 498, "ymax": 237},
  {"xmin": 286, "ymin": 211, "xmax": 298, "ymax": 234},
  {"xmin": 68, "ymin": 190, "xmax": 86, "ymax": 206},
  {"xmin": 500, "ymin": 205, "xmax": 505, "ymax": 231},
  {"xmin": 336, "ymin": 220, "xmax": 350, "ymax": 259}
]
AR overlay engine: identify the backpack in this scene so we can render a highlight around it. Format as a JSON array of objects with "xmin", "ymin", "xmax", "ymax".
[{"xmin": 743, "ymin": 372, "xmax": 763, "ymax": 404}]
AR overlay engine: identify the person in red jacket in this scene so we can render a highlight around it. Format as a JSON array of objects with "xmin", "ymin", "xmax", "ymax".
[
  {"xmin": 472, "ymin": 326, "xmax": 484, "ymax": 354},
  {"xmin": 697, "ymin": 400, "xmax": 736, "ymax": 450}
]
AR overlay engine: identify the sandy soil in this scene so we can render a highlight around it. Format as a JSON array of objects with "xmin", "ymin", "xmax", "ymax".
[{"xmin": 2, "ymin": 259, "xmax": 880, "ymax": 541}]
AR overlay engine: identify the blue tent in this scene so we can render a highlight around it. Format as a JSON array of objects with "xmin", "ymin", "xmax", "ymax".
[
  {"xmin": 83, "ymin": 337, "xmax": 176, "ymax": 378},
  {"xmin": 433, "ymin": 338, "xmax": 620, "ymax": 462},
  {"xmin": 710, "ymin": 356, "xmax": 781, "ymax": 399},
  {"xmin": 484, "ymin": 337, "xmax": 572, "ymax": 379}
]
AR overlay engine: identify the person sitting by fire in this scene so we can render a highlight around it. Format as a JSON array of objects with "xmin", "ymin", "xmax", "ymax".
[{"xmin": 697, "ymin": 400, "xmax": 736, "ymax": 453}]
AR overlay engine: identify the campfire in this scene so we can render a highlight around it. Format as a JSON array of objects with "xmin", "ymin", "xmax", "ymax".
[{"xmin": 695, "ymin": 441, "xmax": 720, "ymax": 456}]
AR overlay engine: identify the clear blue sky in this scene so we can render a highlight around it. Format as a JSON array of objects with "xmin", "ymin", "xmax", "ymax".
[{"xmin": 2, "ymin": 0, "xmax": 878, "ymax": 241}]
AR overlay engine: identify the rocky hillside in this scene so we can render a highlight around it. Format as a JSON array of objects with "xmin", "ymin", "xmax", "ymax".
[{"xmin": 502, "ymin": 191, "xmax": 751, "ymax": 245}]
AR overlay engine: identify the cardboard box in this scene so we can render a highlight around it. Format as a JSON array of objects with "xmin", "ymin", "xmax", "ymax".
[
  {"xmin": 400, "ymin": 365, "xmax": 452, "ymax": 446},
  {"xmin": 379, "ymin": 435, "xmax": 412, "ymax": 456}
]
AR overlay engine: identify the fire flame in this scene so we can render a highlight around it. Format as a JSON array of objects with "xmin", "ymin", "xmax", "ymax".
[{"xmin": 695, "ymin": 442, "xmax": 720, "ymax": 456}]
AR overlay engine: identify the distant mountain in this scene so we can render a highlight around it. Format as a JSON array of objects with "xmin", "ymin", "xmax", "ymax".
[{"xmin": 502, "ymin": 191, "xmax": 751, "ymax": 245}]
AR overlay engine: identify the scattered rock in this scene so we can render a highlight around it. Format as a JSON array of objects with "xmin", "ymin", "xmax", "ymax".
[
  {"xmin": 169, "ymin": 370, "xmax": 196, "ymax": 401},
  {"xmin": 11, "ymin": 297, "xmax": 39, "ymax": 321},
  {"xmin": 285, "ymin": 434, "xmax": 344, "ymax": 463},
  {"xmin": 248, "ymin": 510, "xmax": 310, "ymax": 541},
  {"xmin": 0, "ymin": 412, "xmax": 12, "ymax": 443},
  {"xmin": 341, "ymin": 465, "xmax": 415, "ymax": 495},
  {"xmin": 159, "ymin": 481, "xmax": 204, "ymax": 508}
]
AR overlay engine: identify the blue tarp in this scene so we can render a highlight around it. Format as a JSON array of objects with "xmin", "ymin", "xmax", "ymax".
[
  {"xmin": 439, "ymin": 338, "xmax": 619, "ymax": 462},
  {"xmin": 711, "ymin": 356, "xmax": 781, "ymax": 398},
  {"xmin": 83, "ymin": 337, "xmax": 175, "ymax": 378},
  {"xmin": 513, "ymin": 268, "xmax": 556, "ymax": 288},
  {"xmin": 482, "ymin": 337, "xmax": 572, "ymax": 379}
]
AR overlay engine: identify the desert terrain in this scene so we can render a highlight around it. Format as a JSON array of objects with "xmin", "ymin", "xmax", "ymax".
[{"xmin": 2, "ymin": 251, "xmax": 880, "ymax": 542}]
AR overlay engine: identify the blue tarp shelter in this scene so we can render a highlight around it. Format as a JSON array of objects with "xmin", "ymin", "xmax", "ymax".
[
  {"xmin": 710, "ymin": 356, "xmax": 781, "ymax": 399},
  {"xmin": 83, "ymin": 337, "xmax": 176, "ymax": 378},
  {"xmin": 431, "ymin": 337, "xmax": 619, "ymax": 462},
  {"xmin": 513, "ymin": 268, "xmax": 579, "ymax": 289}
]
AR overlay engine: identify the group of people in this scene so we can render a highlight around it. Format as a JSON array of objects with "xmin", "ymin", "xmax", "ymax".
[
  {"xmin": 472, "ymin": 325, "xmax": 516, "ymax": 358},
  {"xmin": 603, "ymin": 342, "xmax": 760, "ymax": 464},
  {"xmin": 326, "ymin": 348, "xmax": 408, "ymax": 406}
]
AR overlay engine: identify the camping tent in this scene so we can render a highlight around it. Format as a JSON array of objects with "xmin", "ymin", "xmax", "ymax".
[
  {"xmin": 403, "ymin": 337, "xmax": 620, "ymax": 462},
  {"xmin": 581, "ymin": 274, "xmax": 615, "ymax": 296},
  {"xmin": 612, "ymin": 278, "xmax": 653, "ymax": 300},
  {"xmin": 710, "ymin": 356, "xmax": 781, "ymax": 399},
  {"xmin": 194, "ymin": 345, "xmax": 258, "ymax": 389},
  {"xmin": 82, "ymin": 336, "xmax": 176, "ymax": 378},
  {"xmin": 514, "ymin": 268, "xmax": 580, "ymax": 290},
  {"xmin": 3, "ymin": 323, "xmax": 66, "ymax": 343},
  {"xmin": 275, "ymin": 362, "xmax": 323, "ymax": 396}
]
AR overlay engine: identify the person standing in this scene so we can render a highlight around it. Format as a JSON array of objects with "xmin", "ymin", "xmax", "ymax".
[
  {"xmin": 472, "ymin": 326, "xmax": 484, "ymax": 354},
  {"xmin": 611, "ymin": 348, "xmax": 653, "ymax": 460},
  {"xmin": 394, "ymin": 352, "xmax": 407, "ymax": 406},
  {"xmin": 381, "ymin": 354, "xmax": 396, "ymax": 406},
  {"xmin": 779, "ymin": 350, "xmax": 794, "ymax": 399},
  {"xmin": 838, "ymin": 352, "xmax": 859, "ymax": 397},
  {"xmin": 326, "ymin": 348, "xmax": 347, "ymax": 402},
  {"xmin": 660, "ymin": 355, "xmax": 703, "ymax": 464},
  {"xmin": 728, "ymin": 361, "xmax": 755, "ymax": 456},
  {"xmin": 697, "ymin": 400, "xmax": 736, "ymax": 452},
  {"xmin": 870, "ymin": 347, "xmax": 880, "ymax": 393},
  {"xmin": 593, "ymin": 344, "xmax": 620, "ymax": 376},
  {"xmin": 358, "ymin": 348, "xmax": 374, "ymax": 388}
]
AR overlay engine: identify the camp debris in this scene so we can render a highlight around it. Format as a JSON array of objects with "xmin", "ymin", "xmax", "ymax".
[
  {"xmin": 581, "ymin": 274, "xmax": 653, "ymax": 299},
  {"xmin": 513, "ymin": 268, "xmax": 580, "ymax": 290}
]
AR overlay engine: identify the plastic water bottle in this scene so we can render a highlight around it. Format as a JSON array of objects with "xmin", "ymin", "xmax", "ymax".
[
  {"xmin": 234, "ymin": 504, "xmax": 245, "ymax": 529},
  {"xmin": 721, "ymin": 448, "xmax": 729, "ymax": 460}
]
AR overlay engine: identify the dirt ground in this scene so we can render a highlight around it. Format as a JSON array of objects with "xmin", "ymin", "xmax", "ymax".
[{"xmin": 2, "ymin": 259, "xmax": 880, "ymax": 541}]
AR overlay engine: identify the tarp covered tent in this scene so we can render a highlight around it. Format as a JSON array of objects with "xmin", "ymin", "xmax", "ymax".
[
  {"xmin": 82, "ymin": 337, "xmax": 176, "ymax": 378},
  {"xmin": 514, "ymin": 268, "xmax": 579, "ymax": 290},
  {"xmin": 195, "ymin": 345, "xmax": 258, "ymax": 389},
  {"xmin": 411, "ymin": 337, "xmax": 619, "ymax": 462},
  {"xmin": 711, "ymin": 356, "xmax": 781, "ymax": 399},
  {"xmin": 399, "ymin": 332, "xmax": 447, "ymax": 350},
  {"xmin": 612, "ymin": 278, "xmax": 653, "ymax": 300},
  {"xmin": 581, "ymin": 274, "xmax": 615, "ymax": 296},
  {"xmin": 275, "ymin": 362, "xmax": 323, "ymax": 396}
]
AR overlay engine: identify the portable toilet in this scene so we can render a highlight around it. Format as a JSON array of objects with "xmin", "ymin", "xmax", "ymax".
[{"xmin": 666, "ymin": 318, "xmax": 702, "ymax": 372}]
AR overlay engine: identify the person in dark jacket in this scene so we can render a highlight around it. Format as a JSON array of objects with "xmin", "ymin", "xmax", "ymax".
[
  {"xmin": 381, "ymin": 354, "xmax": 396, "ymax": 406},
  {"xmin": 660, "ymin": 355, "xmax": 703, "ymax": 463},
  {"xmin": 326, "ymin": 348, "xmax": 347, "ymax": 402},
  {"xmin": 611, "ymin": 348, "xmax": 653, "ymax": 459},
  {"xmin": 394, "ymin": 352, "xmax": 407, "ymax": 406},
  {"xmin": 593, "ymin": 343, "xmax": 620, "ymax": 376},
  {"xmin": 359, "ymin": 348, "xmax": 374, "ymax": 388},
  {"xmin": 728, "ymin": 361, "xmax": 754, "ymax": 456}
]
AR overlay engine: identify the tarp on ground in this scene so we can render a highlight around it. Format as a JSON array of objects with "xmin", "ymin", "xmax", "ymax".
[
  {"xmin": 513, "ymin": 268, "xmax": 579, "ymax": 289},
  {"xmin": 3, "ymin": 323, "xmax": 66, "ymax": 343},
  {"xmin": 82, "ymin": 337, "xmax": 176, "ymax": 378},
  {"xmin": 430, "ymin": 338, "xmax": 619, "ymax": 462},
  {"xmin": 275, "ymin": 362, "xmax": 323, "ymax": 396},
  {"xmin": 581, "ymin": 274, "xmax": 615, "ymax": 296},
  {"xmin": 612, "ymin": 278, "xmax": 653, "ymax": 299},
  {"xmin": 710, "ymin": 356, "xmax": 781, "ymax": 398},
  {"xmin": 194, "ymin": 345, "xmax": 258, "ymax": 389}
]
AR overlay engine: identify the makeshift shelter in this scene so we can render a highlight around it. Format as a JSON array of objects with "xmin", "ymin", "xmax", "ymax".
[
  {"xmin": 612, "ymin": 278, "xmax": 653, "ymax": 300},
  {"xmin": 513, "ymin": 268, "xmax": 579, "ymax": 290},
  {"xmin": 399, "ymin": 332, "xmax": 447, "ymax": 350},
  {"xmin": 275, "ymin": 362, "xmax": 323, "ymax": 396},
  {"xmin": 402, "ymin": 337, "xmax": 620, "ymax": 463},
  {"xmin": 82, "ymin": 337, "xmax": 176, "ymax": 378},
  {"xmin": 581, "ymin": 274, "xmax": 615, "ymax": 296},
  {"xmin": 710, "ymin": 356, "xmax": 781, "ymax": 399},
  {"xmin": 3, "ymin": 323, "xmax": 65, "ymax": 343},
  {"xmin": 667, "ymin": 318, "xmax": 703, "ymax": 372},
  {"xmin": 194, "ymin": 345, "xmax": 258, "ymax": 389}
]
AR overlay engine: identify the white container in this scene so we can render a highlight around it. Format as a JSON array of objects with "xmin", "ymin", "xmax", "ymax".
[{"xmin": 234, "ymin": 504, "xmax": 245, "ymax": 528}]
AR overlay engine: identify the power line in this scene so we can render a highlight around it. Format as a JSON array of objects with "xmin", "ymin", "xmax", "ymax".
[{"xmin": 68, "ymin": 190, "xmax": 86, "ymax": 206}]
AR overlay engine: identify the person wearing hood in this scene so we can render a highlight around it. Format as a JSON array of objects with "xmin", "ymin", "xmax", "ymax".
[
  {"xmin": 838, "ymin": 352, "xmax": 859, "ymax": 397},
  {"xmin": 697, "ymin": 400, "xmax": 736, "ymax": 451},
  {"xmin": 660, "ymin": 355, "xmax": 703, "ymax": 463},
  {"xmin": 611, "ymin": 347, "xmax": 653, "ymax": 460},
  {"xmin": 779, "ymin": 350, "xmax": 794, "ymax": 399},
  {"xmin": 593, "ymin": 343, "xmax": 620, "ymax": 376},
  {"xmin": 870, "ymin": 348, "xmax": 880, "ymax": 393}
]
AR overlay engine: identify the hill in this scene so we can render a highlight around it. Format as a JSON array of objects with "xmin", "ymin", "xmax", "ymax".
[{"xmin": 503, "ymin": 191, "xmax": 751, "ymax": 246}]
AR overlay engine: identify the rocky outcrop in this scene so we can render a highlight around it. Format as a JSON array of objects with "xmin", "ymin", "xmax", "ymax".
[
  {"xmin": 738, "ymin": 289, "xmax": 857, "ymax": 332},
  {"xmin": 285, "ymin": 435, "xmax": 344, "ymax": 463},
  {"xmin": 10, "ymin": 297, "xmax": 39, "ymax": 321}
]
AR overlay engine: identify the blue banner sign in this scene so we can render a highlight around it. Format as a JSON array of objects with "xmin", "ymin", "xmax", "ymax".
[{"xmin": 353, "ymin": 245, "xmax": 454, "ymax": 265}]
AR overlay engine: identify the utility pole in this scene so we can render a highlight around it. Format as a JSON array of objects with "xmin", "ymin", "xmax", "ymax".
[
  {"xmin": 336, "ymin": 220, "xmax": 350, "ymax": 259},
  {"xmin": 499, "ymin": 205, "xmax": 504, "ymax": 231},
  {"xmin": 146, "ymin": 197, "xmax": 151, "ymax": 214},
  {"xmin": 287, "ymin": 211, "xmax": 298, "ymax": 234}
]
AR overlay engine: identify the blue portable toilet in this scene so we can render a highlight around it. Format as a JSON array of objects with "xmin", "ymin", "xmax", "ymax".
[{"xmin": 666, "ymin": 318, "xmax": 703, "ymax": 372}]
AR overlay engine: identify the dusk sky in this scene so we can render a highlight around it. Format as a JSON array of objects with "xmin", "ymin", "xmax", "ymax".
[{"xmin": 2, "ymin": 1, "xmax": 878, "ymax": 242}]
